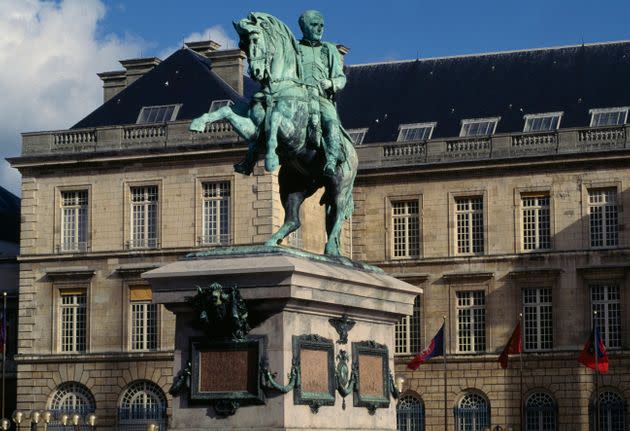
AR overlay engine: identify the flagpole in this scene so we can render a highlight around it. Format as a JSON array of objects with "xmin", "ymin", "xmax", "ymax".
[
  {"xmin": 593, "ymin": 310, "xmax": 599, "ymax": 431},
  {"xmin": 443, "ymin": 315, "xmax": 447, "ymax": 431},
  {"xmin": 1, "ymin": 291, "xmax": 6, "ymax": 421},
  {"xmin": 518, "ymin": 312, "xmax": 524, "ymax": 431}
]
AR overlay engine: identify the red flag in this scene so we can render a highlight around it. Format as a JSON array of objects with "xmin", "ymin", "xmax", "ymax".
[
  {"xmin": 407, "ymin": 324, "xmax": 444, "ymax": 370},
  {"xmin": 499, "ymin": 321, "xmax": 522, "ymax": 369},
  {"xmin": 578, "ymin": 327, "xmax": 608, "ymax": 373}
]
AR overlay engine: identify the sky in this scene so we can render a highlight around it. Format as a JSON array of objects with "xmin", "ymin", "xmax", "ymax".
[{"xmin": 1, "ymin": 0, "xmax": 629, "ymax": 196}]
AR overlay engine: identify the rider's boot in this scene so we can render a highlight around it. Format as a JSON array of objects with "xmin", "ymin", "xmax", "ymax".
[{"xmin": 234, "ymin": 141, "xmax": 259, "ymax": 175}]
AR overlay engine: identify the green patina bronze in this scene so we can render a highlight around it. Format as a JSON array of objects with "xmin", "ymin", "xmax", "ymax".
[{"xmin": 189, "ymin": 11, "xmax": 357, "ymax": 256}]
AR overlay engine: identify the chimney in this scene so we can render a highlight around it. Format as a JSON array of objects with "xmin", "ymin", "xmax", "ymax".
[
  {"xmin": 97, "ymin": 57, "xmax": 161, "ymax": 103},
  {"xmin": 185, "ymin": 40, "xmax": 246, "ymax": 96}
]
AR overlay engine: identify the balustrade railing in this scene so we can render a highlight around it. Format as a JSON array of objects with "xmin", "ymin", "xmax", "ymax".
[
  {"xmin": 511, "ymin": 132, "xmax": 557, "ymax": 155},
  {"xmin": 578, "ymin": 126, "xmax": 625, "ymax": 151},
  {"xmin": 51, "ymin": 130, "xmax": 96, "ymax": 152},
  {"xmin": 445, "ymin": 137, "xmax": 491, "ymax": 159},
  {"xmin": 383, "ymin": 142, "xmax": 426, "ymax": 159}
]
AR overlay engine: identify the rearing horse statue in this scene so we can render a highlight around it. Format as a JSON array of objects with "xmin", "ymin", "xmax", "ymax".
[{"xmin": 190, "ymin": 12, "xmax": 357, "ymax": 256}]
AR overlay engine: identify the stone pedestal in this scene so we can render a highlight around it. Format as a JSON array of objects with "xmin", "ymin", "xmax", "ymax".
[{"xmin": 143, "ymin": 247, "xmax": 420, "ymax": 431}]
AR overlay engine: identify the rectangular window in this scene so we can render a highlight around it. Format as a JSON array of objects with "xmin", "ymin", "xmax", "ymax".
[
  {"xmin": 523, "ymin": 112, "xmax": 562, "ymax": 132},
  {"xmin": 287, "ymin": 228, "xmax": 303, "ymax": 249},
  {"xmin": 201, "ymin": 182, "xmax": 230, "ymax": 245},
  {"xmin": 60, "ymin": 190, "xmax": 88, "ymax": 252},
  {"xmin": 397, "ymin": 123, "xmax": 436, "ymax": 142},
  {"xmin": 394, "ymin": 296, "xmax": 421, "ymax": 355},
  {"xmin": 591, "ymin": 283, "xmax": 621, "ymax": 349},
  {"xmin": 588, "ymin": 188, "xmax": 618, "ymax": 248},
  {"xmin": 459, "ymin": 118, "xmax": 500, "ymax": 137},
  {"xmin": 455, "ymin": 197, "xmax": 484, "ymax": 255},
  {"xmin": 522, "ymin": 288, "xmax": 553, "ymax": 351},
  {"xmin": 60, "ymin": 291, "xmax": 86, "ymax": 353},
  {"xmin": 347, "ymin": 128, "xmax": 368, "ymax": 145},
  {"xmin": 589, "ymin": 107, "xmax": 629, "ymax": 127},
  {"xmin": 457, "ymin": 291, "xmax": 485, "ymax": 353},
  {"xmin": 522, "ymin": 194, "xmax": 551, "ymax": 251},
  {"xmin": 209, "ymin": 99, "xmax": 233, "ymax": 112},
  {"xmin": 392, "ymin": 200, "xmax": 420, "ymax": 258},
  {"xmin": 136, "ymin": 104, "xmax": 181, "ymax": 124},
  {"xmin": 130, "ymin": 287, "xmax": 158, "ymax": 351},
  {"xmin": 130, "ymin": 185, "xmax": 158, "ymax": 249}
]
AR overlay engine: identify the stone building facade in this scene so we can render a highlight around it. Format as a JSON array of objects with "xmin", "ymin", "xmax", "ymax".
[{"xmin": 9, "ymin": 38, "xmax": 630, "ymax": 430}]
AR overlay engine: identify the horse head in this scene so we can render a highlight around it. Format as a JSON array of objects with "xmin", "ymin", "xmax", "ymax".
[{"xmin": 234, "ymin": 12, "xmax": 299, "ymax": 83}]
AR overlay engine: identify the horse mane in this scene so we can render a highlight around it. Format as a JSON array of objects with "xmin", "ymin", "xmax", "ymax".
[{"xmin": 247, "ymin": 12, "xmax": 303, "ymax": 79}]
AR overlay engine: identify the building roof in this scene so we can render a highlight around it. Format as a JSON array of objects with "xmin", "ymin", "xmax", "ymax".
[
  {"xmin": 73, "ymin": 48, "xmax": 259, "ymax": 129},
  {"xmin": 72, "ymin": 41, "xmax": 630, "ymax": 144},
  {"xmin": 338, "ymin": 41, "xmax": 630, "ymax": 143},
  {"xmin": 0, "ymin": 186, "xmax": 20, "ymax": 244}
]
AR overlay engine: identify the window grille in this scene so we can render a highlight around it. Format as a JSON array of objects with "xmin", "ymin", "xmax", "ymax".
[
  {"xmin": 456, "ymin": 291, "xmax": 485, "ymax": 353},
  {"xmin": 130, "ymin": 186, "xmax": 158, "ymax": 249},
  {"xmin": 455, "ymin": 197, "xmax": 483, "ymax": 255},
  {"xmin": 60, "ymin": 292, "xmax": 86, "ymax": 353},
  {"xmin": 60, "ymin": 191, "xmax": 88, "ymax": 252},
  {"xmin": 395, "ymin": 296, "xmax": 422, "ymax": 355},
  {"xmin": 118, "ymin": 381, "xmax": 167, "ymax": 431},
  {"xmin": 522, "ymin": 288, "xmax": 553, "ymax": 351},
  {"xmin": 591, "ymin": 284, "xmax": 621, "ymax": 349},
  {"xmin": 201, "ymin": 182, "xmax": 230, "ymax": 245},
  {"xmin": 589, "ymin": 391, "xmax": 626, "ymax": 431},
  {"xmin": 588, "ymin": 189, "xmax": 618, "ymax": 248},
  {"xmin": 347, "ymin": 128, "xmax": 368, "ymax": 145},
  {"xmin": 454, "ymin": 393, "xmax": 490, "ymax": 431},
  {"xmin": 525, "ymin": 392, "xmax": 556, "ymax": 431},
  {"xmin": 523, "ymin": 112, "xmax": 562, "ymax": 132},
  {"xmin": 131, "ymin": 302, "xmax": 158, "ymax": 351},
  {"xmin": 287, "ymin": 228, "xmax": 303, "ymax": 249},
  {"xmin": 397, "ymin": 123, "xmax": 436, "ymax": 142},
  {"xmin": 459, "ymin": 118, "xmax": 499, "ymax": 137},
  {"xmin": 392, "ymin": 201, "xmax": 420, "ymax": 258},
  {"xmin": 136, "ymin": 104, "xmax": 180, "ymax": 124},
  {"xmin": 48, "ymin": 382, "xmax": 95, "ymax": 431},
  {"xmin": 522, "ymin": 195, "xmax": 551, "ymax": 251},
  {"xmin": 589, "ymin": 107, "xmax": 629, "ymax": 127},
  {"xmin": 209, "ymin": 99, "xmax": 233, "ymax": 112},
  {"xmin": 397, "ymin": 394, "xmax": 425, "ymax": 431}
]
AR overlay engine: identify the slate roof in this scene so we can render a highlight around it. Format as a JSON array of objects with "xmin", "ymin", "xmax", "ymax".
[
  {"xmin": 338, "ymin": 41, "xmax": 630, "ymax": 143},
  {"xmin": 72, "ymin": 41, "xmax": 630, "ymax": 145},
  {"xmin": 0, "ymin": 186, "xmax": 20, "ymax": 244},
  {"xmin": 73, "ymin": 48, "xmax": 259, "ymax": 129}
]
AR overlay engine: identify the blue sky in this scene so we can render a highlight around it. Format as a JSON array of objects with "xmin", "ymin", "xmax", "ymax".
[
  {"xmin": 0, "ymin": 0, "xmax": 629, "ymax": 196},
  {"xmin": 99, "ymin": 0, "xmax": 630, "ymax": 64}
]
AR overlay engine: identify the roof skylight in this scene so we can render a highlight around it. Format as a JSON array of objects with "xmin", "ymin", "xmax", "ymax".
[
  {"xmin": 136, "ymin": 104, "xmax": 181, "ymax": 124},
  {"xmin": 397, "ymin": 123, "xmax": 436, "ymax": 142},
  {"xmin": 589, "ymin": 107, "xmax": 629, "ymax": 127},
  {"xmin": 459, "ymin": 117, "xmax": 500, "ymax": 137},
  {"xmin": 523, "ymin": 112, "xmax": 563, "ymax": 133}
]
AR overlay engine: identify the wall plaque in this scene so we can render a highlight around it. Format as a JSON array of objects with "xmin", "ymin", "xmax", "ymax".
[
  {"xmin": 190, "ymin": 337, "xmax": 265, "ymax": 415},
  {"xmin": 292, "ymin": 335, "xmax": 335, "ymax": 413},
  {"xmin": 352, "ymin": 340, "xmax": 390, "ymax": 414}
]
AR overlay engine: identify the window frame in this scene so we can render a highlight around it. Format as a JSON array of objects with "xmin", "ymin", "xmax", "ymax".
[
  {"xmin": 125, "ymin": 181, "xmax": 162, "ymax": 250},
  {"xmin": 522, "ymin": 287, "xmax": 553, "ymax": 352},
  {"xmin": 57, "ymin": 289, "xmax": 88, "ymax": 353},
  {"xmin": 195, "ymin": 177, "xmax": 234, "ymax": 247},
  {"xmin": 589, "ymin": 107, "xmax": 629, "ymax": 127},
  {"xmin": 55, "ymin": 185, "xmax": 92, "ymax": 254},
  {"xmin": 520, "ymin": 192, "xmax": 552, "ymax": 252},
  {"xmin": 397, "ymin": 122, "xmax": 436, "ymax": 142},
  {"xmin": 522, "ymin": 112, "xmax": 563, "ymax": 133},
  {"xmin": 129, "ymin": 286, "xmax": 159, "ymax": 352},
  {"xmin": 451, "ymin": 193, "xmax": 486, "ymax": 256},
  {"xmin": 136, "ymin": 104, "xmax": 182, "ymax": 124},
  {"xmin": 347, "ymin": 128, "xmax": 369, "ymax": 145},
  {"xmin": 454, "ymin": 391, "xmax": 491, "ymax": 430},
  {"xmin": 586, "ymin": 186, "xmax": 620, "ymax": 249},
  {"xmin": 394, "ymin": 295, "xmax": 422, "ymax": 356},
  {"xmin": 524, "ymin": 391, "xmax": 557, "ymax": 431},
  {"xmin": 459, "ymin": 117, "xmax": 500, "ymax": 137},
  {"xmin": 590, "ymin": 282, "xmax": 622, "ymax": 350},
  {"xmin": 386, "ymin": 195, "xmax": 423, "ymax": 260},
  {"xmin": 209, "ymin": 99, "xmax": 234, "ymax": 112},
  {"xmin": 455, "ymin": 290, "xmax": 486, "ymax": 354}
]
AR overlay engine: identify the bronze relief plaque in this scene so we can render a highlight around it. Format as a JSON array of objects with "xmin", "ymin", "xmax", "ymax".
[
  {"xmin": 292, "ymin": 335, "xmax": 335, "ymax": 411},
  {"xmin": 352, "ymin": 341, "xmax": 391, "ymax": 412},
  {"xmin": 358, "ymin": 354, "xmax": 384, "ymax": 396}
]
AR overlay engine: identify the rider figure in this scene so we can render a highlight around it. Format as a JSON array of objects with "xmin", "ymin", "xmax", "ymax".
[{"xmin": 298, "ymin": 10, "xmax": 347, "ymax": 177}]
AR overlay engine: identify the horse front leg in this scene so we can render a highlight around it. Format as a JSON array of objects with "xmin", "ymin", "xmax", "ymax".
[
  {"xmin": 265, "ymin": 108, "xmax": 283, "ymax": 172},
  {"xmin": 190, "ymin": 107, "xmax": 257, "ymax": 142},
  {"xmin": 265, "ymin": 191, "xmax": 306, "ymax": 246}
]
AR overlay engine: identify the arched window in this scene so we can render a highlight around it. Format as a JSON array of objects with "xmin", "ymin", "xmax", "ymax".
[
  {"xmin": 525, "ymin": 392, "xmax": 556, "ymax": 431},
  {"xmin": 397, "ymin": 394, "xmax": 424, "ymax": 431},
  {"xmin": 590, "ymin": 391, "xmax": 627, "ymax": 431},
  {"xmin": 48, "ymin": 382, "xmax": 96, "ymax": 430},
  {"xmin": 454, "ymin": 392, "xmax": 490, "ymax": 431},
  {"xmin": 118, "ymin": 380, "xmax": 167, "ymax": 431}
]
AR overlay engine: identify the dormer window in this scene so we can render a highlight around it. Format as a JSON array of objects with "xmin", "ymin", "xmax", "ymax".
[
  {"xmin": 209, "ymin": 99, "xmax": 234, "ymax": 112},
  {"xmin": 347, "ymin": 128, "xmax": 368, "ymax": 145},
  {"xmin": 397, "ymin": 123, "xmax": 436, "ymax": 142},
  {"xmin": 523, "ymin": 112, "xmax": 563, "ymax": 132},
  {"xmin": 136, "ymin": 104, "xmax": 181, "ymax": 124},
  {"xmin": 589, "ymin": 107, "xmax": 629, "ymax": 127},
  {"xmin": 460, "ymin": 117, "xmax": 500, "ymax": 137}
]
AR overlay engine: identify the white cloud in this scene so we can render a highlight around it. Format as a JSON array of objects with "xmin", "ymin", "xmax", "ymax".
[
  {"xmin": 159, "ymin": 25, "xmax": 237, "ymax": 59},
  {"xmin": 0, "ymin": 0, "xmax": 143, "ymax": 196}
]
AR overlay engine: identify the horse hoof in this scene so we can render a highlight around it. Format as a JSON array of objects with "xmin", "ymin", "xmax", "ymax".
[{"xmin": 265, "ymin": 239, "xmax": 278, "ymax": 247}]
